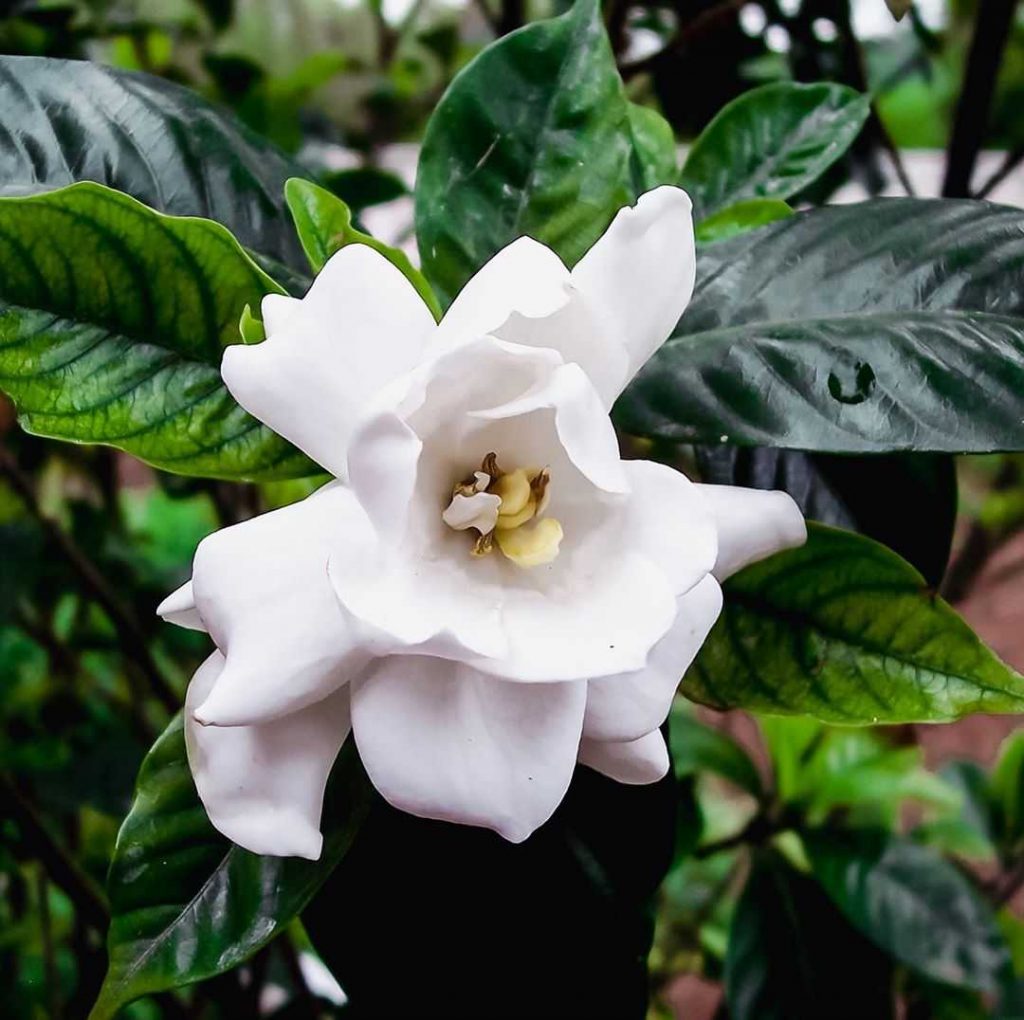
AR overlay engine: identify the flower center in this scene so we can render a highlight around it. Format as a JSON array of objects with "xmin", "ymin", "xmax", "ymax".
[{"xmin": 441, "ymin": 452, "xmax": 563, "ymax": 568}]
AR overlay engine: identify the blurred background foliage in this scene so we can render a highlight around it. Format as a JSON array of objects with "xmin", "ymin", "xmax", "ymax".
[{"xmin": 2, "ymin": 0, "xmax": 1024, "ymax": 1017}]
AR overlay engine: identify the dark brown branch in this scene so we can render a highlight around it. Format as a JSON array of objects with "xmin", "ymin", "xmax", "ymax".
[
  {"xmin": 0, "ymin": 443, "xmax": 179, "ymax": 713},
  {"xmin": 974, "ymin": 143, "xmax": 1024, "ymax": 200},
  {"xmin": 1, "ymin": 775, "xmax": 109, "ymax": 932},
  {"xmin": 942, "ymin": 0, "xmax": 1019, "ymax": 197}
]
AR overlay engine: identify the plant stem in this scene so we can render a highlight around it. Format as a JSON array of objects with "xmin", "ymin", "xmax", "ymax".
[{"xmin": 0, "ymin": 443, "xmax": 179, "ymax": 714}]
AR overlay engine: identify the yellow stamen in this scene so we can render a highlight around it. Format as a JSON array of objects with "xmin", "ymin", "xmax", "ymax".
[
  {"xmin": 494, "ymin": 496, "xmax": 537, "ymax": 531},
  {"xmin": 495, "ymin": 518, "xmax": 564, "ymax": 568},
  {"xmin": 493, "ymin": 468, "xmax": 533, "ymax": 517}
]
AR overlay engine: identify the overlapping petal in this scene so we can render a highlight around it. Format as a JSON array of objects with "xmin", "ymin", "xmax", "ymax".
[
  {"xmin": 186, "ymin": 482, "xmax": 378, "ymax": 727},
  {"xmin": 351, "ymin": 655, "xmax": 586, "ymax": 842},
  {"xmin": 221, "ymin": 245, "xmax": 436, "ymax": 479},
  {"xmin": 185, "ymin": 652, "xmax": 350, "ymax": 860},
  {"xmin": 578, "ymin": 730, "xmax": 670, "ymax": 785},
  {"xmin": 582, "ymin": 575, "xmax": 722, "ymax": 743},
  {"xmin": 696, "ymin": 483, "xmax": 807, "ymax": 581}
]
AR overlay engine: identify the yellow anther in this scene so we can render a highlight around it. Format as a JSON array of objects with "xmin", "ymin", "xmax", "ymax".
[
  {"xmin": 495, "ymin": 518, "xmax": 564, "ymax": 568},
  {"xmin": 493, "ymin": 468, "xmax": 533, "ymax": 517},
  {"xmin": 494, "ymin": 496, "xmax": 537, "ymax": 531}
]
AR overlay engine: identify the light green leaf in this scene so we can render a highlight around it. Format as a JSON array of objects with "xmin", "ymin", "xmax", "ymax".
[
  {"xmin": 694, "ymin": 198, "xmax": 792, "ymax": 244},
  {"xmin": 617, "ymin": 199, "xmax": 1024, "ymax": 454},
  {"xmin": 680, "ymin": 81, "xmax": 870, "ymax": 220},
  {"xmin": 415, "ymin": 0, "xmax": 659, "ymax": 305},
  {"xmin": 806, "ymin": 828, "xmax": 1010, "ymax": 991},
  {"xmin": 668, "ymin": 702, "xmax": 763, "ymax": 797},
  {"xmin": 0, "ymin": 182, "xmax": 315, "ymax": 481},
  {"xmin": 627, "ymin": 103, "xmax": 679, "ymax": 191},
  {"xmin": 992, "ymin": 730, "xmax": 1024, "ymax": 848},
  {"xmin": 683, "ymin": 524, "xmax": 1024, "ymax": 723},
  {"xmin": 91, "ymin": 714, "xmax": 373, "ymax": 1019},
  {"xmin": 284, "ymin": 178, "xmax": 441, "ymax": 321}
]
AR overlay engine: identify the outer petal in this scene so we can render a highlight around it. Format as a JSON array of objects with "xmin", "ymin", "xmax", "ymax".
[
  {"xmin": 190, "ymin": 482, "xmax": 378, "ymax": 727},
  {"xmin": 156, "ymin": 580, "xmax": 206, "ymax": 632},
  {"xmin": 696, "ymin": 484, "xmax": 806, "ymax": 581},
  {"xmin": 582, "ymin": 575, "xmax": 722, "ymax": 743},
  {"xmin": 570, "ymin": 186, "xmax": 696, "ymax": 392},
  {"xmin": 623, "ymin": 459, "xmax": 717, "ymax": 596},
  {"xmin": 185, "ymin": 652, "xmax": 349, "ymax": 860},
  {"xmin": 578, "ymin": 730, "xmax": 670, "ymax": 785},
  {"xmin": 351, "ymin": 656, "xmax": 586, "ymax": 842},
  {"xmin": 433, "ymin": 238, "xmax": 630, "ymax": 407},
  {"xmin": 222, "ymin": 245, "xmax": 436, "ymax": 479}
]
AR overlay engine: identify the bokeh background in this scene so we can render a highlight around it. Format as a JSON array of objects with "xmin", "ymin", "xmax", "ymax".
[{"xmin": 2, "ymin": 0, "xmax": 1024, "ymax": 1016}]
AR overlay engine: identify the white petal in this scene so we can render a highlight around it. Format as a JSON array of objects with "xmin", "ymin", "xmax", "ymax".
[
  {"xmin": 623, "ymin": 459, "xmax": 717, "ymax": 596},
  {"xmin": 582, "ymin": 575, "xmax": 722, "ymax": 743},
  {"xmin": 156, "ymin": 580, "xmax": 205, "ymax": 632},
  {"xmin": 260, "ymin": 293, "xmax": 301, "ymax": 336},
  {"xmin": 570, "ymin": 186, "xmax": 696, "ymax": 392},
  {"xmin": 351, "ymin": 656, "xmax": 586, "ymax": 842},
  {"xmin": 191, "ymin": 482, "xmax": 377, "ymax": 726},
  {"xmin": 696, "ymin": 484, "xmax": 807, "ymax": 581},
  {"xmin": 185, "ymin": 651, "xmax": 349, "ymax": 860},
  {"xmin": 578, "ymin": 730, "xmax": 670, "ymax": 785},
  {"xmin": 433, "ymin": 237, "xmax": 570, "ymax": 353},
  {"xmin": 222, "ymin": 245, "xmax": 436, "ymax": 479}
]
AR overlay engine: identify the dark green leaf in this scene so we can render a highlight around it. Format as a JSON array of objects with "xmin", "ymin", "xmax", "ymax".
[
  {"xmin": 322, "ymin": 167, "xmax": 409, "ymax": 213},
  {"xmin": 806, "ymin": 828, "xmax": 1010, "ymax": 991},
  {"xmin": 668, "ymin": 703, "xmax": 763, "ymax": 797},
  {"xmin": 726, "ymin": 850, "xmax": 894, "ymax": 1020},
  {"xmin": 694, "ymin": 198, "xmax": 792, "ymax": 245},
  {"xmin": 0, "ymin": 55, "xmax": 311, "ymax": 268},
  {"xmin": 284, "ymin": 178, "xmax": 441, "ymax": 320},
  {"xmin": 415, "ymin": 0, "xmax": 656, "ymax": 305},
  {"xmin": 617, "ymin": 199, "xmax": 1024, "ymax": 454},
  {"xmin": 683, "ymin": 523, "xmax": 1024, "ymax": 722},
  {"xmin": 91, "ymin": 713, "xmax": 373, "ymax": 1019},
  {"xmin": 680, "ymin": 82, "xmax": 870, "ymax": 220},
  {"xmin": 696, "ymin": 448, "xmax": 957, "ymax": 588},
  {"xmin": 0, "ymin": 183, "xmax": 315, "ymax": 480}
]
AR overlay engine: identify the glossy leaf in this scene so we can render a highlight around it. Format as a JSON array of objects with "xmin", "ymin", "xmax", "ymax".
[
  {"xmin": 617, "ymin": 199, "xmax": 1024, "ymax": 454},
  {"xmin": 726, "ymin": 850, "xmax": 894, "ymax": 1020},
  {"xmin": 668, "ymin": 703, "xmax": 763, "ymax": 798},
  {"xmin": 626, "ymin": 103, "xmax": 678, "ymax": 191},
  {"xmin": 91, "ymin": 713, "xmax": 373, "ymax": 1019},
  {"xmin": 683, "ymin": 524, "xmax": 1024, "ymax": 722},
  {"xmin": 992, "ymin": 731, "xmax": 1024, "ymax": 848},
  {"xmin": 806, "ymin": 828, "xmax": 1010, "ymax": 991},
  {"xmin": 0, "ymin": 183, "xmax": 315, "ymax": 480},
  {"xmin": 697, "ymin": 448, "xmax": 957, "ymax": 588},
  {"xmin": 416, "ymin": 0, "xmax": 659, "ymax": 305},
  {"xmin": 0, "ymin": 55, "xmax": 310, "ymax": 268},
  {"xmin": 284, "ymin": 178, "xmax": 441, "ymax": 319},
  {"xmin": 680, "ymin": 82, "xmax": 870, "ymax": 220},
  {"xmin": 694, "ymin": 198, "xmax": 792, "ymax": 245}
]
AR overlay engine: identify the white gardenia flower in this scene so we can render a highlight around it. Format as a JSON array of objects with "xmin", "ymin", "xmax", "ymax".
[{"xmin": 157, "ymin": 186, "xmax": 806, "ymax": 859}]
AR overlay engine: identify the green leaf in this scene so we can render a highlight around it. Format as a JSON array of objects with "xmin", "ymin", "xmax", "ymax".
[
  {"xmin": 680, "ymin": 82, "xmax": 870, "ymax": 220},
  {"xmin": 694, "ymin": 198, "xmax": 792, "ymax": 245},
  {"xmin": 415, "ymin": 0, "xmax": 656, "ymax": 306},
  {"xmin": 284, "ymin": 178, "xmax": 441, "ymax": 321},
  {"xmin": 668, "ymin": 703, "xmax": 763, "ymax": 798},
  {"xmin": 992, "ymin": 730, "xmax": 1024, "ymax": 848},
  {"xmin": 626, "ymin": 104, "xmax": 678, "ymax": 191},
  {"xmin": 726, "ymin": 850, "xmax": 894, "ymax": 1020},
  {"xmin": 0, "ymin": 55, "xmax": 311, "ymax": 269},
  {"xmin": 616, "ymin": 199, "xmax": 1024, "ymax": 454},
  {"xmin": 683, "ymin": 523, "xmax": 1024, "ymax": 723},
  {"xmin": 0, "ymin": 182, "xmax": 315, "ymax": 480},
  {"xmin": 805, "ymin": 828, "xmax": 1010, "ymax": 991},
  {"xmin": 696, "ymin": 449, "xmax": 957, "ymax": 588},
  {"xmin": 91, "ymin": 713, "xmax": 373, "ymax": 1019}
]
